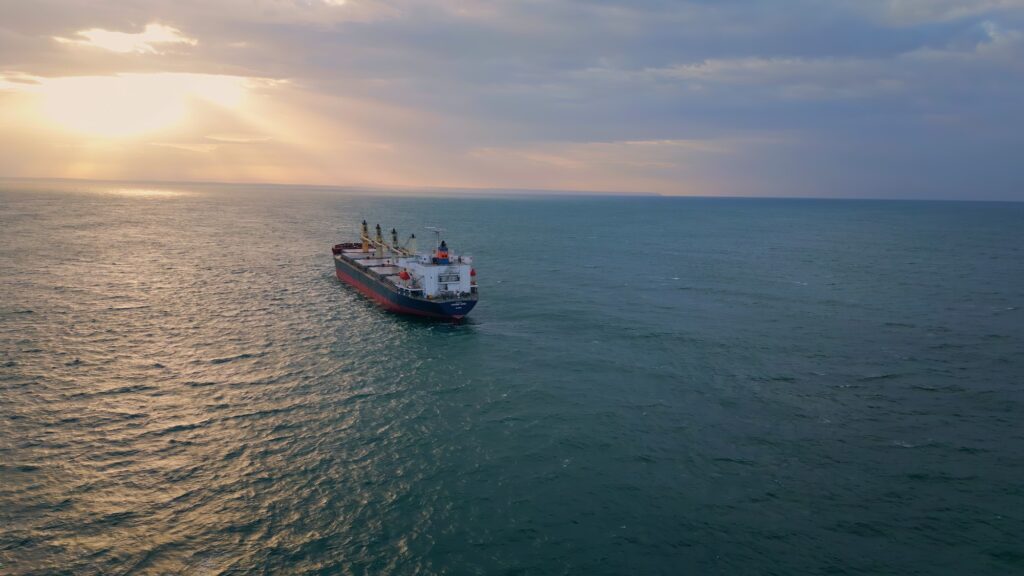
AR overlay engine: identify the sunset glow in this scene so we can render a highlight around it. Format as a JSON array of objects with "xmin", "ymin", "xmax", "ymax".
[
  {"xmin": 33, "ymin": 74, "xmax": 249, "ymax": 138},
  {"xmin": 0, "ymin": 3, "xmax": 1021, "ymax": 198}
]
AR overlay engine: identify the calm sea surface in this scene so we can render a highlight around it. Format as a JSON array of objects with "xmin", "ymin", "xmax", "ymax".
[{"xmin": 1, "ymin": 180, "xmax": 1022, "ymax": 575}]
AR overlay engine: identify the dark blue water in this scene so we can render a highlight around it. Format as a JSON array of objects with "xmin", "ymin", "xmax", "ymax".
[{"xmin": 2, "ymin": 180, "xmax": 1023, "ymax": 574}]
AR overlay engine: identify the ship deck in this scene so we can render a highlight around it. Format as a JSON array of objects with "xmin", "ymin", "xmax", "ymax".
[{"xmin": 333, "ymin": 244, "xmax": 477, "ymax": 303}]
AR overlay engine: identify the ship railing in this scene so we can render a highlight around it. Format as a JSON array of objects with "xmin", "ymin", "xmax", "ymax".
[
  {"xmin": 394, "ymin": 285, "xmax": 473, "ymax": 301},
  {"xmin": 426, "ymin": 291, "xmax": 475, "ymax": 301}
]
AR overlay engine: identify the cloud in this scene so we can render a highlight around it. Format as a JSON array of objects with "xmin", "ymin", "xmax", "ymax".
[
  {"xmin": 150, "ymin": 141, "xmax": 218, "ymax": 153},
  {"xmin": 205, "ymin": 133, "xmax": 274, "ymax": 143},
  {"xmin": 0, "ymin": 71, "xmax": 41, "ymax": 88},
  {"xmin": 859, "ymin": 0, "xmax": 1024, "ymax": 25},
  {"xmin": 54, "ymin": 23, "xmax": 197, "ymax": 54},
  {"xmin": 571, "ymin": 17, "xmax": 1023, "ymax": 104},
  {"xmin": 463, "ymin": 135, "xmax": 794, "ymax": 195},
  {"xmin": 0, "ymin": 0, "xmax": 1023, "ymax": 198}
]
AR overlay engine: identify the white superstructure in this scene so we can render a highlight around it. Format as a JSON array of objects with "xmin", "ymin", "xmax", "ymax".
[
  {"xmin": 395, "ymin": 252, "xmax": 474, "ymax": 297},
  {"xmin": 350, "ymin": 221, "xmax": 477, "ymax": 300}
]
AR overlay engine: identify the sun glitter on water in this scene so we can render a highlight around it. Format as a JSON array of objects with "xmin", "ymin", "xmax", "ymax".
[{"xmin": 104, "ymin": 187, "xmax": 192, "ymax": 198}]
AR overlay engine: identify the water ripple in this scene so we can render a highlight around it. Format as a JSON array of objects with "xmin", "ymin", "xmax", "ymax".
[{"xmin": 2, "ymin": 185, "xmax": 1023, "ymax": 575}]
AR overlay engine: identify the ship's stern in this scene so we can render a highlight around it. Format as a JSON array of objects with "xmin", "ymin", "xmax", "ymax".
[{"xmin": 439, "ymin": 298, "xmax": 477, "ymax": 320}]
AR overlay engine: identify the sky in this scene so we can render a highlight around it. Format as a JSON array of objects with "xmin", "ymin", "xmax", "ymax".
[{"xmin": 0, "ymin": 0, "xmax": 1022, "ymax": 199}]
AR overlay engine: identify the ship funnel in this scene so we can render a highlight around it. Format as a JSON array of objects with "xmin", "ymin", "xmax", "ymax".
[
  {"xmin": 436, "ymin": 240, "xmax": 450, "ymax": 264},
  {"xmin": 360, "ymin": 220, "xmax": 370, "ymax": 253}
]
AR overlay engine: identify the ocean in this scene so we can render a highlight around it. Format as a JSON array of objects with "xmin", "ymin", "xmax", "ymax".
[{"xmin": 1, "ymin": 179, "xmax": 1022, "ymax": 575}]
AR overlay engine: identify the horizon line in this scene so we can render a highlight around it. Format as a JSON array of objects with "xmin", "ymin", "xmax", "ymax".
[{"xmin": 0, "ymin": 175, "xmax": 1020, "ymax": 203}]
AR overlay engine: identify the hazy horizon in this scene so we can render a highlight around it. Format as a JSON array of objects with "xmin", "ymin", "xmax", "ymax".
[{"xmin": 4, "ymin": 175, "xmax": 1024, "ymax": 203}]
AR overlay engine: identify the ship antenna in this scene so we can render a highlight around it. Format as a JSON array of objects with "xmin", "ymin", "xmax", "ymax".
[{"xmin": 425, "ymin": 226, "xmax": 445, "ymax": 249}]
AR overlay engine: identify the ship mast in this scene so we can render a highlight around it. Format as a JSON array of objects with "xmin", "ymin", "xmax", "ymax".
[
  {"xmin": 426, "ymin": 227, "xmax": 445, "ymax": 252},
  {"xmin": 374, "ymin": 224, "xmax": 385, "ymax": 258},
  {"xmin": 360, "ymin": 220, "xmax": 370, "ymax": 253}
]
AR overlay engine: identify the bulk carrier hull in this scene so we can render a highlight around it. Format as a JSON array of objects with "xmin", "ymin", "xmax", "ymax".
[{"xmin": 333, "ymin": 243, "xmax": 477, "ymax": 320}]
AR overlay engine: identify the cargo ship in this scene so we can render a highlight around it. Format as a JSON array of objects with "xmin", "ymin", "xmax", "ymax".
[{"xmin": 332, "ymin": 221, "xmax": 478, "ymax": 320}]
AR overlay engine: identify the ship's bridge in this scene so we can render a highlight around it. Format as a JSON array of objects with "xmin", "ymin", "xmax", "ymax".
[{"xmin": 396, "ymin": 248, "xmax": 474, "ymax": 298}]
